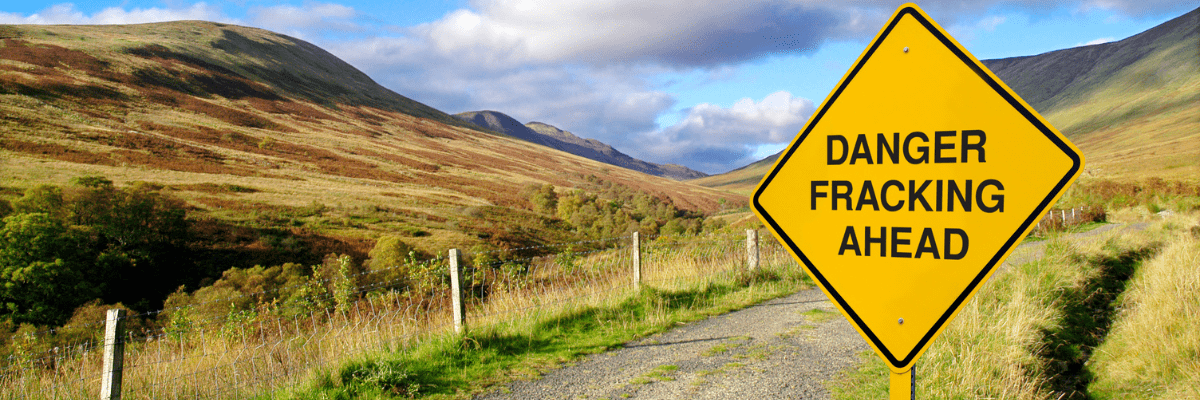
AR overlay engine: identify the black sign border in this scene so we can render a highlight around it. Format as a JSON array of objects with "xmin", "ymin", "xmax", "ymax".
[{"xmin": 752, "ymin": 6, "xmax": 1083, "ymax": 370}]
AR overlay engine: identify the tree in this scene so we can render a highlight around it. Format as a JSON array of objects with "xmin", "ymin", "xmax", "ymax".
[
  {"xmin": 71, "ymin": 181, "xmax": 192, "ymax": 311},
  {"xmin": 529, "ymin": 184, "xmax": 558, "ymax": 214},
  {"xmin": 11, "ymin": 185, "xmax": 65, "ymax": 219},
  {"xmin": 0, "ymin": 213, "xmax": 97, "ymax": 326}
]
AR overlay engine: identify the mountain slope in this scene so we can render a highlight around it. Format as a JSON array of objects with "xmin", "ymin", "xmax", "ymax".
[
  {"xmin": 0, "ymin": 21, "xmax": 742, "ymax": 254},
  {"xmin": 698, "ymin": 6, "xmax": 1199, "ymax": 194},
  {"xmin": 455, "ymin": 110, "xmax": 707, "ymax": 180},
  {"xmin": 983, "ymin": 6, "xmax": 1199, "ymax": 180},
  {"xmin": 690, "ymin": 152, "xmax": 780, "ymax": 195}
]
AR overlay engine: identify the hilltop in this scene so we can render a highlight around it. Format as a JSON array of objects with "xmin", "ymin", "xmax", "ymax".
[
  {"xmin": 697, "ymin": 6, "xmax": 1200, "ymax": 194},
  {"xmin": 0, "ymin": 21, "xmax": 743, "ymax": 263},
  {"xmin": 455, "ymin": 110, "xmax": 707, "ymax": 180}
]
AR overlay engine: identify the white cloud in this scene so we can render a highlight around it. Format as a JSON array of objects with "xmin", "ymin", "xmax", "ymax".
[
  {"xmin": 1075, "ymin": 0, "xmax": 1193, "ymax": 17},
  {"xmin": 630, "ymin": 91, "xmax": 815, "ymax": 173},
  {"xmin": 1076, "ymin": 37, "xmax": 1115, "ymax": 46},
  {"xmin": 407, "ymin": 0, "xmax": 872, "ymax": 69},
  {"xmin": 248, "ymin": 3, "xmax": 360, "ymax": 39},
  {"xmin": 0, "ymin": 3, "xmax": 228, "ymax": 25},
  {"xmin": 976, "ymin": 15, "xmax": 1007, "ymax": 31}
]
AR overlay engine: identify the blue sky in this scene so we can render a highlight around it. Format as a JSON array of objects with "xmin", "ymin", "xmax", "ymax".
[{"xmin": 1, "ymin": 1, "xmax": 1193, "ymax": 174}]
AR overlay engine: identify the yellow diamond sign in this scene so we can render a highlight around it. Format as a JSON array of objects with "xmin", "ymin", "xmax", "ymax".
[{"xmin": 753, "ymin": 3, "xmax": 1083, "ymax": 373}]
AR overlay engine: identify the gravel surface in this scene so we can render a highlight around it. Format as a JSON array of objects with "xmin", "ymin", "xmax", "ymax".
[
  {"xmin": 477, "ymin": 288, "xmax": 868, "ymax": 400},
  {"xmin": 477, "ymin": 223, "xmax": 1145, "ymax": 400}
]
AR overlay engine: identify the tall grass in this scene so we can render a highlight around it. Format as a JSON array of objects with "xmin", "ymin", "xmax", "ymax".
[
  {"xmin": 3, "ymin": 231, "xmax": 804, "ymax": 399},
  {"xmin": 831, "ymin": 214, "xmax": 1178, "ymax": 400},
  {"xmin": 1087, "ymin": 226, "xmax": 1200, "ymax": 399}
]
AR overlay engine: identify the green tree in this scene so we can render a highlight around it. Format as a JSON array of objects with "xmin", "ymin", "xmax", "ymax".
[
  {"xmin": 368, "ymin": 236, "xmax": 417, "ymax": 272},
  {"xmin": 71, "ymin": 181, "xmax": 192, "ymax": 311},
  {"xmin": 0, "ymin": 213, "xmax": 97, "ymax": 326},
  {"xmin": 529, "ymin": 184, "xmax": 558, "ymax": 214},
  {"xmin": 11, "ymin": 185, "xmax": 65, "ymax": 219}
]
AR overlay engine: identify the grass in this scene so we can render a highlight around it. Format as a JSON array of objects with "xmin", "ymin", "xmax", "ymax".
[
  {"xmin": 3, "ymin": 233, "xmax": 807, "ymax": 399},
  {"xmin": 1086, "ymin": 225, "xmax": 1200, "ymax": 399},
  {"xmin": 272, "ymin": 264, "xmax": 808, "ymax": 399},
  {"xmin": 829, "ymin": 211, "xmax": 1191, "ymax": 400},
  {"xmin": 799, "ymin": 308, "xmax": 838, "ymax": 323},
  {"xmin": 701, "ymin": 337, "xmax": 749, "ymax": 357}
]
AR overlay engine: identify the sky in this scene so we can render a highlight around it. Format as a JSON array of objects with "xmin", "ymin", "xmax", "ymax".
[{"xmin": 1, "ymin": 1, "xmax": 1194, "ymax": 174}]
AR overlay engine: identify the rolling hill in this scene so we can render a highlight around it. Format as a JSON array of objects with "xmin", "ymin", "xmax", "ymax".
[
  {"xmin": 697, "ymin": 6, "xmax": 1200, "ymax": 194},
  {"xmin": 455, "ymin": 110, "xmax": 707, "ymax": 180},
  {"xmin": 0, "ymin": 21, "xmax": 743, "ymax": 259}
]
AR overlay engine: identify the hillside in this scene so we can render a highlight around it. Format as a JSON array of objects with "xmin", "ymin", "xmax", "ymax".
[
  {"xmin": 0, "ymin": 21, "xmax": 743, "ymax": 260},
  {"xmin": 698, "ymin": 6, "xmax": 1199, "ymax": 194},
  {"xmin": 982, "ymin": 6, "xmax": 1199, "ymax": 180},
  {"xmin": 690, "ymin": 152, "xmax": 780, "ymax": 196},
  {"xmin": 455, "ymin": 110, "xmax": 707, "ymax": 180}
]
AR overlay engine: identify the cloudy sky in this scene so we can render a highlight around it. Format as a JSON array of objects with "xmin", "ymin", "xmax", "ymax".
[{"xmin": 1, "ymin": 1, "xmax": 1193, "ymax": 174}]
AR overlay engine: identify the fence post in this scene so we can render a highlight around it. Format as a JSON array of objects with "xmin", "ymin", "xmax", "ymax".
[
  {"xmin": 746, "ymin": 229, "xmax": 759, "ymax": 271},
  {"xmin": 632, "ymin": 232, "xmax": 641, "ymax": 289},
  {"xmin": 100, "ymin": 309, "xmax": 126, "ymax": 400},
  {"xmin": 1072, "ymin": 208, "xmax": 1077, "ymax": 222},
  {"xmin": 448, "ymin": 249, "xmax": 465, "ymax": 334}
]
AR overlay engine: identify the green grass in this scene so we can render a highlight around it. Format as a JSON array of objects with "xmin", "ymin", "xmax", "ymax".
[
  {"xmin": 829, "ymin": 216, "xmax": 1180, "ymax": 400},
  {"xmin": 799, "ymin": 308, "xmax": 838, "ymax": 323},
  {"xmin": 267, "ymin": 266, "xmax": 810, "ymax": 399},
  {"xmin": 634, "ymin": 365, "xmax": 679, "ymax": 384},
  {"xmin": 701, "ymin": 337, "xmax": 749, "ymax": 357},
  {"xmin": 1087, "ymin": 229, "xmax": 1200, "ymax": 399}
]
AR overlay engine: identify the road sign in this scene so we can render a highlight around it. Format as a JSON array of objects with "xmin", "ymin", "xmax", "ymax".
[{"xmin": 752, "ymin": 3, "xmax": 1084, "ymax": 375}]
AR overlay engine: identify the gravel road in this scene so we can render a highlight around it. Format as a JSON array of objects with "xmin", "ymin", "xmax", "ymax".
[
  {"xmin": 478, "ymin": 223, "xmax": 1145, "ymax": 400},
  {"xmin": 477, "ymin": 288, "xmax": 868, "ymax": 400}
]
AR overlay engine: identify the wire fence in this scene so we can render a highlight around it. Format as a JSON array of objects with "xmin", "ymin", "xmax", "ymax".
[
  {"xmin": 1, "ymin": 229, "xmax": 803, "ymax": 399},
  {"xmin": 1033, "ymin": 206, "xmax": 1106, "ymax": 233}
]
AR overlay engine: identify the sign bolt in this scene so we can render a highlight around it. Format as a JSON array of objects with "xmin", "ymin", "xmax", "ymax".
[
  {"xmin": 898, "ymin": 318, "xmax": 905, "ymax": 324},
  {"xmin": 903, "ymin": 47, "xmax": 909, "ymax": 53}
]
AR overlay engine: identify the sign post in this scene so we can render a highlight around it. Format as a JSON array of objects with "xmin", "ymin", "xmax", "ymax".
[{"xmin": 752, "ymin": 4, "xmax": 1084, "ymax": 398}]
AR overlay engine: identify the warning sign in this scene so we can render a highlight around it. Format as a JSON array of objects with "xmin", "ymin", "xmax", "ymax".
[{"xmin": 752, "ymin": 3, "xmax": 1083, "ymax": 372}]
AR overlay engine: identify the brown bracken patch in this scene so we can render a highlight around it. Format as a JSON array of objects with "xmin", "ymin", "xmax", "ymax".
[{"xmin": 1, "ymin": 139, "xmax": 112, "ymax": 165}]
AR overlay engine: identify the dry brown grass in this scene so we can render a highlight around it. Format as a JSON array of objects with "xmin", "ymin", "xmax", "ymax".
[
  {"xmin": 1087, "ymin": 216, "xmax": 1200, "ymax": 399},
  {"xmin": 2, "ymin": 232, "xmax": 793, "ymax": 399}
]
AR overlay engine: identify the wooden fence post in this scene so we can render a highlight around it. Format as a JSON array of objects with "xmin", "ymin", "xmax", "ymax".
[
  {"xmin": 632, "ymin": 232, "xmax": 641, "ymax": 289},
  {"xmin": 100, "ymin": 309, "xmax": 126, "ymax": 400},
  {"xmin": 448, "ymin": 249, "xmax": 465, "ymax": 334},
  {"xmin": 746, "ymin": 229, "xmax": 759, "ymax": 271}
]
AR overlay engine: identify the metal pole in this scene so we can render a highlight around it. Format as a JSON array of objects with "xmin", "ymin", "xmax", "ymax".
[
  {"xmin": 100, "ymin": 309, "xmax": 126, "ymax": 400},
  {"xmin": 889, "ymin": 365, "xmax": 915, "ymax": 400}
]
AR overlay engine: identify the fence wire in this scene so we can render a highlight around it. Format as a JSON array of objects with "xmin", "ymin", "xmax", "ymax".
[{"xmin": 2, "ymin": 230, "xmax": 802, "ymax": 399}]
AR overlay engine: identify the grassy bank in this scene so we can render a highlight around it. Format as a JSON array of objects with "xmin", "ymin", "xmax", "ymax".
[
  {"xmin": 830, "ymin": 211, "xmax": 1195, "ymax": 399},
  {"xmin": 271, "ymin": 264, "xmax": 810, "ymax": 399},
  {"xmin": 1087, "ymin": 226, "xmax": 1200, "ymax": 399}
]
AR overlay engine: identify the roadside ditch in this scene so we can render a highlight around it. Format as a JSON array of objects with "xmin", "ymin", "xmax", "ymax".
[{"xmin": 1038, "ymin": 243, "xmax": 1160, "ymax": 399}]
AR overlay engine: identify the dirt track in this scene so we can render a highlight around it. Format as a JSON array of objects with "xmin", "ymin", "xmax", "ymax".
[{"xmin": 477, "ymin": 288, "xmax": 867, "ymax": 400}]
